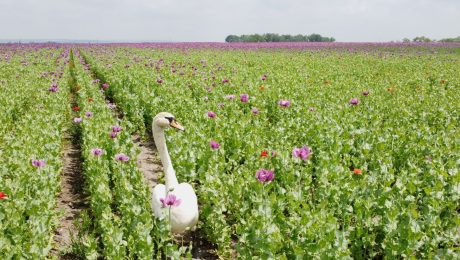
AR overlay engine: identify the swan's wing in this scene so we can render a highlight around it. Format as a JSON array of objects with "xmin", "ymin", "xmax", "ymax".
[{"xmin": 151, "ymin": 184, "xmax": 166, "ymax": 219}]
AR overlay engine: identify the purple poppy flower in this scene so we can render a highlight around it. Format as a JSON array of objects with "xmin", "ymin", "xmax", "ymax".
[
  {"xmin": 112, "ymin": 125, "xmax": 122, "ymax": 133},
  {"xmin": 362, "ymin": 91, "xmax": 369, "ymax": 96},
  {"xmin": 156, "ymin": 78, "xmax": 163, "ymax": 84},
  {"xmin": 256, "ymin": 169, "xmax": 274, "ymax": 183},
  {"xmin": 260, "ymin": 74, "xmax": 267, "ymax": 81},
  {"xmin": 349, "ymin": 98, "xmax": 359, "ymax": 105},
  {"xmin": 225, "ymin": 94, "xmax": 235, "ymax": 100},
  {"xmin": 107, "ymin": 103, "xmax": 116, "ymax": 109},
  {"xmin": 101, "ymin": 83, "xmax": 109, "ymax": 89},
  {"xmin": 109, "ymin": 131, "xmax": 118, "ymax": 139},
  {"xmin": 73, "ymin": 117, "xmax": 82, "ymax": 123},
  {"xmin": 240, "ymin": 94, "xmax": 249, "ymax": 103},
  {"xmin": 210, "ymin": 140, "xmax": 220, "ymax": 150},
  {"xmin": 251, "ymin": 108, "xmax": 259, "ymax": 115},
  {"xmin": 93, "ymin": 79, "xmax": 100, "ymax": 84},
  {"xmin": 115, "ymin": 153, "xmax": 129, "ymax": 162},
  {"xmin": 31, "ymin": 159, "xmax": 46, "ymax": 168},
  {"xmin": 207, "ymin": 111, "xmax": 216, "ymax": 118},
  {"xmin": 292, "ymin": 146, "xmax": 313, "ymax": 161},
  {"xmin": 222, "ymin": 79, "xmax": 229, "ymax": 83},
  {"xmin": 160, "ymin": 194, "xmax": 182, "ymax": 208},
  {"xmin": 85, "ymin": 112, "xmax": 93, "ymax": 118},
  {"xmin": 48, "ymin": 86, "xmax": 59, "ymax": 92},
  {"xmin": 90, "ymin": 148, "xmax": 103, "ymax": 156},
  {"xmin": 278, "ymin": 100, "xmax": 291, "ymax": 107}
]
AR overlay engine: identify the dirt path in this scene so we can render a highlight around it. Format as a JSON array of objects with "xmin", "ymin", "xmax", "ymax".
[{"xmin": 51, "ymin": 133, "xmax": 86, "ymax": 255}]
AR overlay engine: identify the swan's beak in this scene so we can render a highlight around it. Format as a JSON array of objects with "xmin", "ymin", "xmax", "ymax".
[{"xmin": 170, "ymin": 119, "xmax": 185, "ymax": 131}]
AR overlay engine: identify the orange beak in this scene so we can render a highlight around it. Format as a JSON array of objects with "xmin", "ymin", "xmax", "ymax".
[{"xmin": 170, "ymin": 119, "xmax": 185, "ymax": 131}]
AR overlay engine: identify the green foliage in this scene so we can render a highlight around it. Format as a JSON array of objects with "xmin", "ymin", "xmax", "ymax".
[{"xmin": 81, "ymin": 46, "xmax": 460, "ymax": 258}]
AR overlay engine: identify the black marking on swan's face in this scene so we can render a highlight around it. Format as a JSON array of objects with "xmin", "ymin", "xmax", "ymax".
[{"xmin": 165, "ymin": 116, "xmax": 174, "ymax": 123}]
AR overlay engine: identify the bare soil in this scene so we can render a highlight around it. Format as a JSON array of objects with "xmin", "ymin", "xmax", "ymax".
[{"xmin": 51, "ymin": 133, "xmax": 87, "ymax": 256}]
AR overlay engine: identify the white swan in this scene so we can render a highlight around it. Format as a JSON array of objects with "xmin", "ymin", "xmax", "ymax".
[{"xmin": 151, "ymin": 112, "xmax": 199, "ymax": 233}]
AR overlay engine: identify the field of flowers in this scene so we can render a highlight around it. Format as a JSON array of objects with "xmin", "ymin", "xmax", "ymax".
[{"xmin": 1, "ymin": 43, "xmax": 459, "ymax": 259}]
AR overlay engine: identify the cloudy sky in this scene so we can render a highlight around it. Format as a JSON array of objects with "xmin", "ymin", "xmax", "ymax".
[{"xmin": 0, "ymin": 0, "xmax": 459, "ymax": 42}]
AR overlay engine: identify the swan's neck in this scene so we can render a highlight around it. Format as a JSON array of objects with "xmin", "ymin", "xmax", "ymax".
[{"xmin": 153, "ymin": 125, "xmax": 179, "ymax": 190}]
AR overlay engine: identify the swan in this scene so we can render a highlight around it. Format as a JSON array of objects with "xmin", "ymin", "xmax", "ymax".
[{"xmin": 150, "ymin": 112, "xmax": 199, "ymax": 233}]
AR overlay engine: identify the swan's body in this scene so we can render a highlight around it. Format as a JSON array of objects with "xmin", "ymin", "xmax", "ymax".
[{"xmin": 151, "ymin": 112, "xmax": 198, "ymax": 233}]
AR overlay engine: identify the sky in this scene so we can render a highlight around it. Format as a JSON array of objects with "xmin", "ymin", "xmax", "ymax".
[{"xmin": 0, "ymin": 0, "xmax": 459, "ymax": 42}]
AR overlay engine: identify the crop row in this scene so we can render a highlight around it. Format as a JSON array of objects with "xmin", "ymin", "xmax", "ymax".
[
  {"xmin": 81, "ymin": 46, "xmax": 459, "ymax": 258},
  {"xmin": 71, "ymin": 50, "xmax": 184, "ymax": 259},
  {"xmin": 0, "ymin": 48, "xmax": 70, "ymax": 258}
]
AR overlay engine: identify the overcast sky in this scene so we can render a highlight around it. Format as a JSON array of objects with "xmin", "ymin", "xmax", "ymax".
[{"xmin": 0, "ymin": 0, "xmax": 458, "ymax": 42}]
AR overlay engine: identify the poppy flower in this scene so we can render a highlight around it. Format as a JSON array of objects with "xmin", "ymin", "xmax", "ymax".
[
  {"xmin": 362, "ymin": 91, "xmax": 369, "ymax": 96},
  {"xmin": 292, "ymin": 146, "xmax": 313, "ymax": 161},
  {"xmin": 102, "ymin": 83, "xmax": 109, "ymax": 89},
  {"xmin": 73, "ymin": 117, "xmax": 82, "ymax": 123},
  {"xmin": 278, "ymin": 100, "xmax": 291, "ymax": 107},
  {"xmin": 260, "ymin": 150, "xmax": 268, "ymax": 157},
  {"xmin": 109, "ymin": 131, "xmax": 118, "ymax": 139},
  {"xmin": 256, "ymin": 169, "xmax": 274, "ymax": 183},
  {"xmin": 353, "ymin": 168, "xmax": 362, "ymax": 174},
  {"xmin": 0, "ymin": 192, "xmax": 8, "ymax": 200},
  {"xmin": 259, "ymin": 85, "xmax": 265, "ymax": 91},
  {"xmin": 91, "ymin": 148, "xmax": 103, "ymax": 156},
  {"xmin": 31, "ymin": 159, "xmax": 46, "ymax": 168},
  {"xmin": 112, "ymin": 125, "xmax": 122, "ymax": 133},
  {"xmin": 240, "ymin": 94, "xmax": 249, "ymax": 103},
  {"xmin": 207, "ymin": 111, "xmax": 216, "ymax": 118},
  {"xmin": 85, "ymin": 112, "xmax": 93, "ymax": 118},
  {"xmin": 115, "ymin": 153, "xmax": 129, "ymax": 162},
  {"xmin": 73, "ymin": 106, "xmax": 80, "ymax": 112},
  {"xmin": 349, "ymin": 98, "xmax": 359, "ymax": 105},
  {"xmin": 88, "ymin": 98, "xmax": 94, "ymax": 102},
  {"xmin": 251, "ymin": 108, "xmax": 259, "ymax": 115},
  {"xmin": 160, "ymin": 194, "xmax": 182, "ymax": 208},
  {"xmin": 210, "ymin": 140, "xmax": 220, "ymax": 150}
]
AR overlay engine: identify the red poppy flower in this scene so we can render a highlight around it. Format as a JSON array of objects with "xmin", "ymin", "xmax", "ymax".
[
  {"xmin": 73, "ymin": 106, "xmax": 80, "ymax": 111},
  {"xmin": 353, "ymin": 168, "xmax": 362, "ymax": 175},
  {"xmin": 88, "ymin": 98, "xmax": 93, "ymax": 103},
  {"xmin": 260, "ymin": 150, "xmax": 268, "ymax": 157},
  {"xmin": 0, "ymin": 192, "xmax": 8, "ymax": 200}
]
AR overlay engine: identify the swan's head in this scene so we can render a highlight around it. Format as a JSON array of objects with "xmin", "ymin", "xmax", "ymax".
[{"xmin": 153, "ymin": 112, "xmax": 184, "ymax": 131}]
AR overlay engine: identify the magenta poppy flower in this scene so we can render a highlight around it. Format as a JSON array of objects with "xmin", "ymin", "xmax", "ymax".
[
  {"xmin": 73, "ymin": 117, "xmax": 82, "ymax": 123},
  {"xmin": 112, "ymin": 125, "xmax": 122, "ymax": 133},
  {"xmin": 251, "ymin": 108, "xmax": 259, "ymax": 115},
  {"xmin": 210, "ymin": 140, "xmax": 220, "ymax": 150},
  {"xmin": 240, "ymin": 94, "xmax": 249, "ymax": 103},
  {"xmin": 109, "ymin": 131, "xmax": 118, "ymax": 139},
  {"xmin": 156, "ymin": 78, "xmax": 163, "ymax": 84},
  {"xmin": 85, "ymin": 112, "xmax": 93, "ymax": 118},
  {"xmin": 92, "ymin": 79, "xmax": 100, "ymax": 84},
  {"xmin": 90, "ymin": 148, "xmax": 103, "ymax": 156},
  {"xmin": 256, "ymin": 169, "xmax": 274, "ymax": 183},
  {"xmin": 102, "ymin": 83, "xmax": 109, "ymax": 89},
  {"xmin": 107, "ymin": 103, "xmax": 116, "ymax": 109},
  {"xmin": 207, "ymin": 111, "xmax": 216, "ymax": 118},
  {"xmin": 160, "ymin": 194, "xmax": 182, "ymax": 208},
  {"xmin": 349, "ymin": 98, "xmax": 359, "ymax": 105},
  {"xmin": 31, "ymin": 159, "xmax": 46, "ymax": 168},
  {"xmin": 225, "ymin": 94, "xmax": 235, "ymax": 100},
  {"xmin": 115, "ymin": 153, "xmax": 129, "ymax": 162},
  {"xmin": 260, "ymin": 74, "xmax": 267, "ymax": 81},
  {"xmin": 278, "ymin": 100, "xmax": 291, "ymax": 107},
  {"xmin": 222, "ymin": 79, "xmax": 229, "ymax": 83},
  {"xmin": 292, "ymin": 146, "xmax": 313, "ymax": 161},
  {"xmin": 48, "ymin": 86, "xmax": 59, "ymax": 92},
  {"xmin": 362, "ymin": 91, "xmax": 369, "ymax": 96}
]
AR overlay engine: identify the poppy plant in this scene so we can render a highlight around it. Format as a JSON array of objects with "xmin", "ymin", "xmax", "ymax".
[
  {"xmin": 353, "ymin": 168, "xmax": 362, "ymax": 174},
  {"xmin": 31, "ymin": 159, "xmax": 46, "ymax": 168},
  {"xmin": 72, "ymin": 106, "xmax": 80, "ymax": 112},
  {"xmin": 207, "ymin": 111, "xmax": 216, "ymax": 118},
  {"xmin": 210, "ymin": 140, "xmax": 220, "ymax": 150},
  {"xmin": 292, "ymin": 146, "xmax": 313, "ymax": 161},
  {"xmin": 349, "ymin": 98, "xmax": 359, "ymax": 105},
  {"xmin": 115, "ymin": 153, "xmax": 129, "ymax": 162},
  {"xmin": 278, "ymin": 100, "xmax": 291, "ymax": 107},
  {"xmin": 240, "ymin": 94, "xmax": 249, "ymax": 103},
  {"xmin": 91, "ymin": 148, "xmax": 104, "ymax": 156},
  {"xmin": 260, "ymin": 150, "xmax": 268, "ymax": 157}
]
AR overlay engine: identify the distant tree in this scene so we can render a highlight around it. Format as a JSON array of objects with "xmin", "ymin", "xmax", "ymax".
[
  {"xmin": 438, "ymin": 36, "xmax": 460, "ymax": 42},
  {"xmin": 225, "ymin": 35, "xmax": 240, "ymax": 42},
  {"xmin": 224, "ymin": 33, "xmax": 335, "ymax": 42},
  {"xmin": 413, "ymin": 36, "xmax": 432, "ymax": 42},
  {"xmin": 402, "ymin": 38, "xmax": 411, "ymax": 43}
]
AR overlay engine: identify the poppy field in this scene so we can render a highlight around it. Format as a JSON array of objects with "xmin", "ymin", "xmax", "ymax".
[{"xmin": 1, "ymin": 42, "xmax": 459, "ymax": 259}]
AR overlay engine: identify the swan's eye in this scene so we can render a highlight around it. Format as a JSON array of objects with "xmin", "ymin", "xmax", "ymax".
[{"xmin": 165, "ymin": 117, "xmax": 174, "ymax": 123}]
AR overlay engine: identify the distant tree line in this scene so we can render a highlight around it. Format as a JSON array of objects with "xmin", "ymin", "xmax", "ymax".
[
  {"xmin": 402, "ymin": 36, "xmax": 460, "ymax": 43},
  {"xmin": 225, "ymin": 33, "xmax": 335, "ymax": 42}
]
